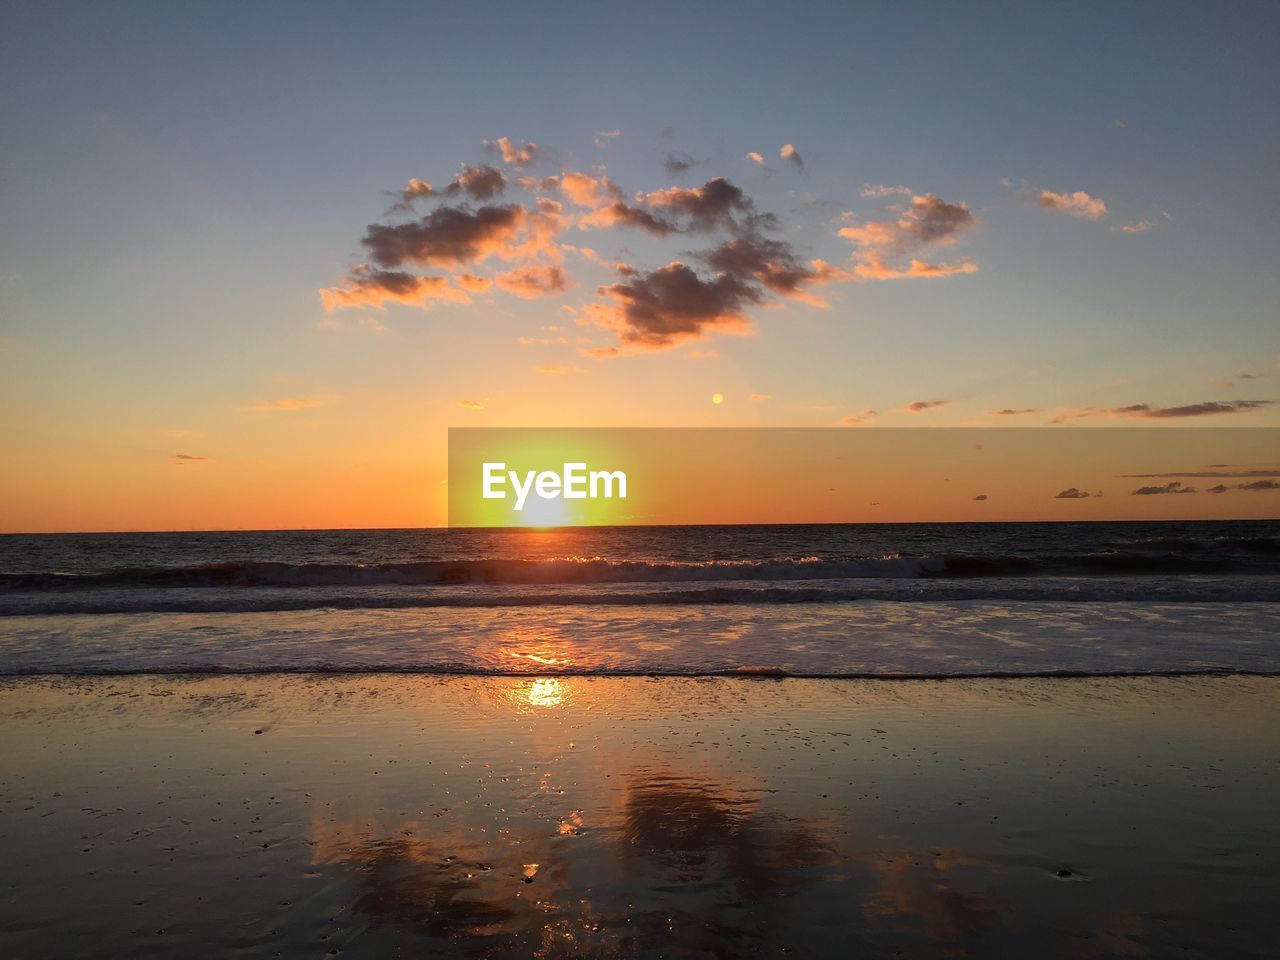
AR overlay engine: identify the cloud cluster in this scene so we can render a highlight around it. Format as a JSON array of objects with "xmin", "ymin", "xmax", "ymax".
[
  {"xmin": 1132, "ymin": 481, "xmax": 1196, "ymax": 495},
  {"xmin": 1051, "ymin": 400, "xmax": 1273, "ymax": 423},
  {"xmin": 1054, "ymin": 488, "xmax": 1092, "ymax": 499},
  {"xmin": 323, "ymin": 140, "xmax": 989, "ymax": 352},
  {"xmin": 839, "ymin": 194, "xmax": 979, "ymax": 280},
  {"xmin": 1207, "ymin": 479, "xmax": 1280, "ymax": 493}
]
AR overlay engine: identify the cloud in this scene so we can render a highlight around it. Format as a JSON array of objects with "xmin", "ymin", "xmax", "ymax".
[
  {"xmin": 842, "ymin": 409, "xmax": 878, "ymax": 425},
  {"xmin": 327, "ymin": 144, "xmax": 937, "ymax": 349},
  {"xmin": 1054, "ymin": 488, "xmax": 1091, "ymax": 499},
  {"xmin": 860, "ymin": 184, "xmax": 912, "ymax": 198},
  {"xmin": 245, "ymin": 397, "xmax": 331, "ymax": 413},
  {"xmin": 495, "ymin": 264, "xmax": 572, "ymax": 299},
  {"xmin": 360, "ymin": 201, "xmax": 567, "ymax": 271},
  {"xmin": 485, "ymin": 137, "xmax": 538, "ymax": 167},
  {"xmin": 904, "ymin": 399, "xmax": 947, "ymax": 413},
  {"xmin": 578, "ymin": 200, "xmax": 675, "ymax": 236},
  {"xmin": 972, "ymin": 494, "xmax": 988, "ymax": 501},
  {"xmin": 535, "ymin": 364, "xmax": 580, "ymax": 375},
  {"xmin": 1034, "ymin": 189, "xmax": 1107, "ymax": 219},
  {"xmin": 745, "ymin": 151, "xmax": 765, "ymax": 166},
  {"xmin": 1204, "ymin": 479, "xmax": 1280, "ymax": 493},
  {"xmin": 457, "ymin": 399, "xmax": 485, "ymax": 410},
  {"xmin": 852, "ymin": 256, "xmax": 977, "ymax": 281},
  {"xmin": 1051, "ymin": 400, "xmax": 1274, "ymax": 422},
  {"xmin": 559, "ymin": 171, "xmax": 622, "ymax": 209},
  {"xmin": 1120, "ymin": 210, "xmax": 1173, "ymax": 234},
  {"xmin": 663, "ymin": 152, "xmax": 697, "ymax": 176},
  {"xmin": 839, "ymin": 194, "xmax": 978, "ymax": 280},
  {"xmin": 1132, "ymin": 481, "xmax": 1196, "ymax": 495},
  {"xmin": 991, "ymin": 408, "xmax": 1038, "ymax": 415},
  {"xmin": 594, "ymin": 129, "xmax": 621, "ymax": 147},
  {"xmin": 582, "ymin": 261, "xmax": 761, "ymax": 349},
  {"xmin": 639, "ymin": 177, "xmax": 758, "ymax": 233},
  {"xmin": 1005, "ymin": 180, "xmax": 1107, "ymax": 220},
  {"xmin": 386, "ymin": 178, "xmax": 436, "ymax": 213},
  {"xmin": 702, "ymin": 236, "xmax": 850, "ymax": 306},
  {"xmin": 320, "ymin": 266, "xmax": 473, "ymax": 311},
  {"xmin": 779, "ymin": 144, "xmax": 803, "ymax": 169},
  {"xmin": 750, "ymin": 393, "xmax": 770, "ymax": 401},
  {"xmin": 172, "ymin": 454, "xmax": 208, "ymax": 463},
  {"xmin": 444, "ymin": 164, "xmax": 507, "ymax": 200}
]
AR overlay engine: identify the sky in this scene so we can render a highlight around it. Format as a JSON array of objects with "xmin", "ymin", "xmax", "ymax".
[{"xmin": 1, "ymin": 1, "xmax": 1278, "ymax": 531}]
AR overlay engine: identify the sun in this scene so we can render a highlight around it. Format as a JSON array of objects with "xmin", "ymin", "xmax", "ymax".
[{"xmin": 514, "ymin": 494, "xmax": 571, "ymax": 528}]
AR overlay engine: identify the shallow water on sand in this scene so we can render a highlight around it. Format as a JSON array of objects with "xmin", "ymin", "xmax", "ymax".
[{"xmin": 1, "ymin": 675, "xmax": 1276, "ymax": 959}]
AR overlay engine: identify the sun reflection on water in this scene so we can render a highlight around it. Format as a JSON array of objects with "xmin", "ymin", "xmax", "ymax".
[{"xmin": 525, "ymin": 677, "xmax": 565, "ymax": 708}]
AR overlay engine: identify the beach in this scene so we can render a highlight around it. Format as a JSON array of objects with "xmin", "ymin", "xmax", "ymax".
[{"xmin": 2, "ymin": 673, "xmax": 1276, "ymax": 958}]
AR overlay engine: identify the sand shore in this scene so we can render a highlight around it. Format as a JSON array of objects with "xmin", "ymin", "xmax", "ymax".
[{"xmin": 1, "ymin": 674, "xmax": 1276, "ymax": 958}]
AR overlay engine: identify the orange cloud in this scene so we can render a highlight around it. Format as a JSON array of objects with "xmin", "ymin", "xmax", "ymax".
[
  {"xmin": 1035, "ymin": 188, "xmax": 1107, "ymax": 219},
  {"xmin": 852, "ymin": 256, "xmax": 978, "ymax": 280},
  {"xmin": 779, "ymin": 143, "xmax": 803, "ymax": 168},
  {"xmin": 495, "ymin": 264, "xmax": 573, "ymax": 299},
  {"xmin": 559, "ymin": 171, "xmax": 622, "ymax": 208},
  {"xmin": 486, "ymin": 137, "xmax": 538, "ymax": 166},
  {"xmin": 457, "ymin": 399, "xmax": 485, "ymax": 410},
  {"xmin": 320, "ymin": 268, "xmax": 473, "ymax": 311}
]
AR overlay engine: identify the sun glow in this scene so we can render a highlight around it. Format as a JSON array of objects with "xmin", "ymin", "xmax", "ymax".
[{"xmin": 524, "ymin": 678, "xmax": 565, "ymax": 708}]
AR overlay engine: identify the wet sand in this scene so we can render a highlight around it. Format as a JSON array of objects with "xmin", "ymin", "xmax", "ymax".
[{"xmin": 1, "ymin": 675, "xmax": 1276, "ymax": 958}]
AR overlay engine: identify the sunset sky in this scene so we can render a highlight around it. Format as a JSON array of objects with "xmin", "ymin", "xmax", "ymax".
[{"xmin": 2, "ymin": 2, "xmax": 1278, "ymax": 531}]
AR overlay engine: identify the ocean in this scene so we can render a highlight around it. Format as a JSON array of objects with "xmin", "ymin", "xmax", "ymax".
[{"xmin": 2, "ymin": 520, "xmax": 1279, "ymax": 677}]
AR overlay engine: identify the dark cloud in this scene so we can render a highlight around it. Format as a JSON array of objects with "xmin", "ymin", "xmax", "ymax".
[
  {"xmin": 583, "ymin": 201, "xmax": 676, "ymax": 237},
  {"xmin": 1132, "ymin": 481, "xmax": 1196, "ymax": 495},
  {"xmin": 662, "ymin": 152, "xmax": 698, "ymax": 176},
  {"xmin": 1054, "ymin": 488, "xmax": 1091, "ymax": 499},
  {"xmin": 702, "ymin": 236, "xmax": 848, "ymax": 302},
  {"xmin": 444, "ymin": 164, "xmax": 507, "ymax": 200},
  {"xmin": 1140, "ymin": 400, "xmax": 1273, "ymax": 418},
  {"xmin": 1239, "ymin": 479, "xmax": 1280, "ymax": 491},
  {"xmin": 991, "ymin": 408, "xmax": 1038, "ymax": 415},
  {"xmin": 172, "ymin": 454, "xmax": 207, "ymax": 462},
  {"xmin": 589, "ymin": 262, "xmax": 763, "ymax": 348},
  {"xmin": 905, "ymin": 400, "xmax": 947, "ymax": 413},
  {"xmin": 1206, "ymin": 484, "xmax": 1231, "ymax": 494},
  {"xmin": 641, "ymin": 177, "xmax": 756, "ymax": 233},
  {"xmin": 972, "ymin": 494, "xmax": 988, "ymax": 501},
  {"xmin": 1052, "ymin": 399, "xmax": 1274, "ymax": 423},
  {"xmin": 362, "ymin": 205, "xmax": 525, "ymax": 268}
]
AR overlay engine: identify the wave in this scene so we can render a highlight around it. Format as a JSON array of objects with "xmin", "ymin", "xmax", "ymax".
[
  {"xmin": 2, "ymin": 664, "xmax": 1274, "ymax": 679},
  {"xmin": 5, "ymin": 544, "xmax": 1280, "ymax": 593},
  {"xmin": 2, "ymin": 578, "xmax": 1278, "ymax": 615}
]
